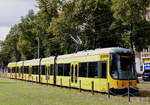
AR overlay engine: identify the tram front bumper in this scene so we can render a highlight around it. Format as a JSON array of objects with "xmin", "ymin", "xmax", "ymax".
[{"xmin": 109, "ymin": 87, "xmax": 139, "ymax": 94}]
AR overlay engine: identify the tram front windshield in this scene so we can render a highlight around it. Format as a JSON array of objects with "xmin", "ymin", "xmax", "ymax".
[{"xmin": 110, "ymin": 53, "xmax": 136, "ymax": 80}]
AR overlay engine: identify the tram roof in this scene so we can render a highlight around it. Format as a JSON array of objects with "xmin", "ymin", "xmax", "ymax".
[
  {"xmin": 8, "ymin": 62, "xmax": 16, "ymax": 65},
  {"xmin": 7, "ymin": 48, "xmax": 132, "ymax": 65},
  {"xmin": 57, "ymin": 47, "xmax": 132, "ymax": 58},
  {"xmin": 41, "ymin": 56, "xmax": 55, "ymax": 61},
  {"xmin": 24, "ymin": 59, "xmax": 40, "ymax": 63},
  {"xmin": 17, "ymin": 61, "xmax": 23, "ymax": 63}
]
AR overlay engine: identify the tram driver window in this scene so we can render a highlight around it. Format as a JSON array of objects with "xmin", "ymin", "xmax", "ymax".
[{"xmin": 110, "ymin": 54, "xmax": 119, "ymax": 79}]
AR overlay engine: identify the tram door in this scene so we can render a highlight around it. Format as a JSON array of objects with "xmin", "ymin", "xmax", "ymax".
[{"xmin": 71, "ymin": 62, "xmax": 78, "ymax": 87}]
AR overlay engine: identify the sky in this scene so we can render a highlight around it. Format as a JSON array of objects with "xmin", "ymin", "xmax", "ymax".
[{"xmin": 0, "ymin": 0, "xmax": 38, "ymax": 41}]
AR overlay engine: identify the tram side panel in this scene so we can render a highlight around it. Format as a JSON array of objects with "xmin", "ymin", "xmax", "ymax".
[
  {"xmin": 76, "ymin": 54, "xmax": 109, "ymax": 92},
  {"xmin": 55, "ymin": 54, "xmax": 109, "ymax": 92}
]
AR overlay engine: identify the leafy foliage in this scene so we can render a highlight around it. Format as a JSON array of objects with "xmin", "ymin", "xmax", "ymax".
[
  {"xmin": 0, "ymin": 0, "xmax": 150, "ymax": 67},
  {"xmin": 111, "ymin": 0, "xmax": 150, "ymax": 51}
]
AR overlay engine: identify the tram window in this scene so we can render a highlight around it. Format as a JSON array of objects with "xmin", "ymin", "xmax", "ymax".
[
  {"xmin": 41, "ymin": 65, "xmax": 46, "ymax": 75},
  {"xmin": 23, "ymin": 67, "xmax": 26, "ymax": 73},
  {"xmin": 32, "ymin": 66, "xmax": 36, "ymax": 74},
  {"xmin": 88, "ymin": 62, "xmax": 98, "ymax": 78},
  {"xmin": 18, "ymin": 67, "xmax": 19, "ymax": 73},
  {"xmin": 8, "ymin": 68, "xmax": 10, "ymax": 73},
  {"xmin": 24, "ymin": 66, "xmax": 27, "ymax": 74},
  {"xmin": 32, "ymin": 66, "xmax": 35, "ymax": 74},
  {"xmin": 12, "ymin": 68, "xmax": 13, "ymax": 73},
  {"xmin": 27, "ymin": 66, "xmax": 29, "ymax": 74},
  {"xmin": 45, "ymin": 66, "xmax": 47, "ymax": 75},
  {"xmin": 35, "ymin": 66, "xmax": 39, "ymax": 74},
  {"xmin": 12, "ymin": 67, "xmax": 16, "ymax": 73},
  {"xmin": 32, "ymin": 66, "xmax": 34, "ymax": 74},
  {"xmin": 101, "ymin": 62, "xmax": 107, "ymax": 78},
  {"xmin": 50, "ymin": 64, "xmax": 54, "ymax": 75},
  {"xmin": 64, "ymin": 64, "xmax": 70, "ymax": 76},
  {"xmin": 24, "ymin": 66, "xmax": 29, "ymax": 74},
  {"xmin": 75, "ymin": 64, "xmax": 78, "ymax": 83},
  {"xmin": 21, "ymin": 66, "xmax": 23, "ymax": 73},
  {"xmin": 79, "ymin": 63, "xmax": 87, "ymax": 77},
  {"xmin": 16, "ymin": 67, "xmax": 19, "ymax": 73},
  {"xmin": 15, "ymin": 67, "xmax": 16, "ymax": 73},
  {"xmin": 58, "ymin": 64, "xmax": 63, "ymax": 76}
]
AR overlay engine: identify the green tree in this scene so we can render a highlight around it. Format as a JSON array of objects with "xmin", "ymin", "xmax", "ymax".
[
  {"xmin": 49, "ymin": 1, "xmax": 78, "ymax": 54},
  {"xmin": 111, "ymin": 0, "xmax": 150, "ymax": 51},
  {"xmin": 0, "ymin": 41, "xmax": 10, "ymax": 67},
  {"xmin": 34, "ymin": 0, "xmax": 62, "ymax": 56},
  {"xmin": 17, "ymin": 10, "xmax": 37, "ymax": 60},
  {"xmin": 50, "ymin": 0, "xmax": 118, "ymax": 53},
  {"xmin": 74, "ymin": 0, "xmax": 116, "ymax": 49},
  {"xmin": 0, "ymin": 25, "xmax": 21, "ymax": 66}
]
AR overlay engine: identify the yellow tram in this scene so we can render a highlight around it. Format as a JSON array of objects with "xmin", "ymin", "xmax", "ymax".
[{"xmin": 7, "ymin": 47, "xmax": 138, "ymax": 92}]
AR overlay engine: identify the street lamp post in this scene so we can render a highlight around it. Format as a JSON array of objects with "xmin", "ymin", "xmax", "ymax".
[
  {"xmin": 37, "ymin": 37, "xmax": 41, "ymax": 83},
  {"xmin": 38, "ymin": 37, "xmax": 40, "ymax": 59}
]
